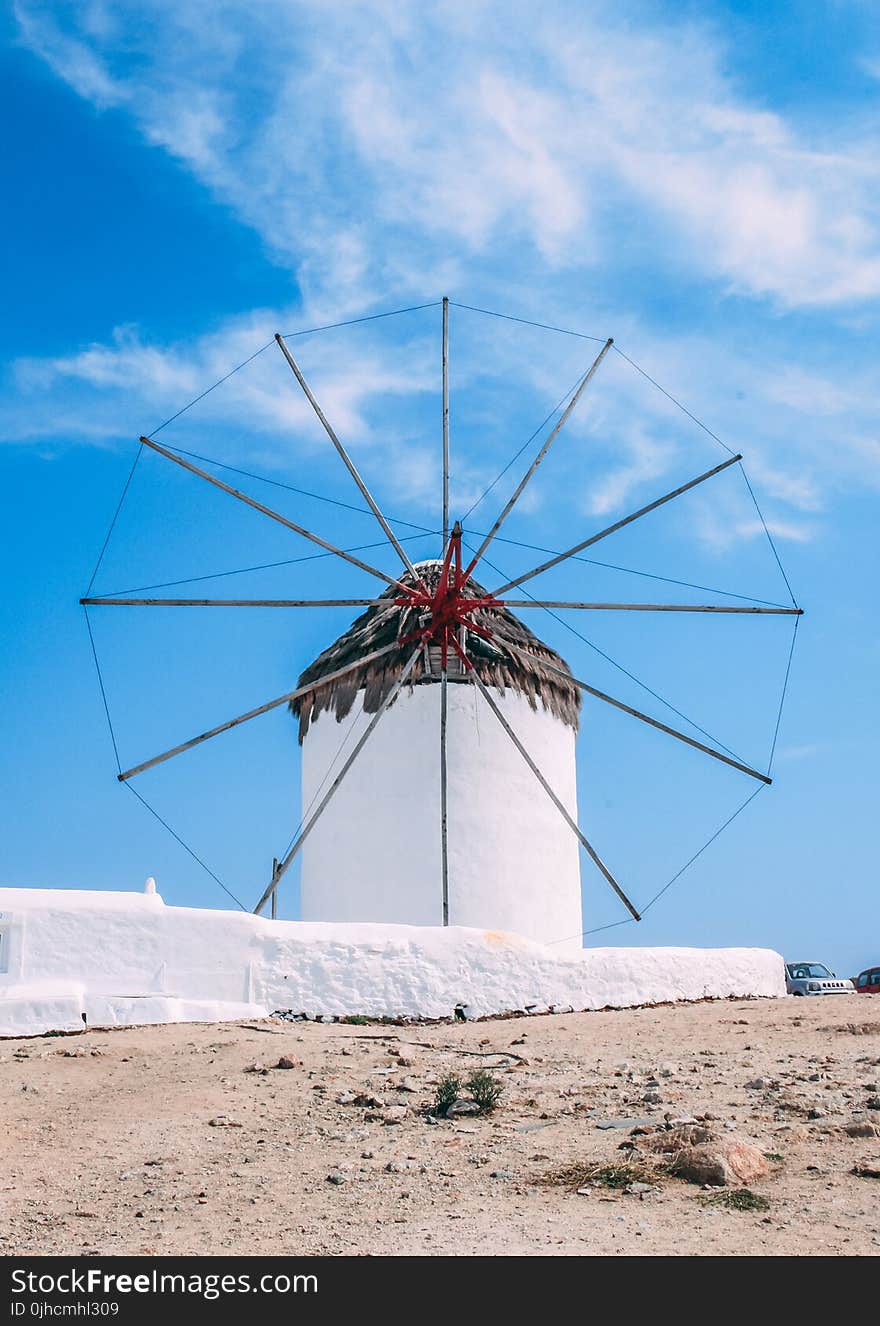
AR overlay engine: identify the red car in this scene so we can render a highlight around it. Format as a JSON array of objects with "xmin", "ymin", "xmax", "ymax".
[{"xmin": 855, "ymin": 967, "xmax": 880, "ymax": 993}]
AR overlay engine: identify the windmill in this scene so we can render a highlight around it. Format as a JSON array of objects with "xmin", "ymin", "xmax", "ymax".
[{"xmin": 81, "ymin": 298, "xmax": 802, "ymax": 943}]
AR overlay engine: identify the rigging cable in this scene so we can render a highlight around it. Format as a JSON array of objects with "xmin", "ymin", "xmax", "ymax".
[
  {"xmin": 461, "ymin": 371, "xmax": 586, "ymax": 523},
  {"xmin": 151, "ymin": 340, "xmax": 276, "ymax": 436},
  {"xmin": 281, "ymin": 300, "xmax": 442, "ymax": 340},
  {"xmin": 611, "ymin": 344, "xmax": 737, "ymax": 458},
  {"xmin": 738, "ymin": 463, "xmax": 799, "ymax": 607},
  {"xmin": 766, "ymin": 613, "xmax": 800, "ymax": 777},
  {"xmin": 100, "ymin": 529, "xmax": 439, "ymax": 598},
  {"xmin": 84, "ymin": 443, "xmax": 143, "ymax": 596},
  {"xmin": 276, "ymin": 706, "xmax": 370, "ymax": 868},
  {"xmin": 558, "ymin": 782, "xmax": 767, "ymax": 943},
  {"xmin": 448, "ymin": 301, "xmax": 606, "ymax": 344},
  {"xmin": 463, "ymin": 538, "xmax": 747, "ymax": 763},
  {"xmin": 448, "ymin": 300, "xmax": 737, "ymax": 459},
  {"xmin": 469, "ymin": 528, "xmax": 791, "ymax": 609},
  {"xmin": 145, "ymin": 441, "xmax": 433, "ymax": 534},
  {"xmin": 83, "ymin": 604, "xmax": 248, "ymax": 912}
]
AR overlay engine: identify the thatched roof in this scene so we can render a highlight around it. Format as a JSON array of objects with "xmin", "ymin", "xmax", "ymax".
[{"xmin": 291, "ymin": 561, "xmax": 580, "ymax": 743}]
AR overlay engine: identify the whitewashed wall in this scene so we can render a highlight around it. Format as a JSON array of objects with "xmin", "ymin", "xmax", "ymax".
[
  {"xmin": 300, "ymin": 681, "xmax": 584, "ymax": 952},
  {"xmin": 0, "ymin": 887, "xmax": 786, "ymax": 1037}
]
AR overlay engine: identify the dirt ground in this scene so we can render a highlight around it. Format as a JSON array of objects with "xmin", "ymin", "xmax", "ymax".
[{"xmin": 2, "ymin": 995, "xmax": 879, "ymax": 1257}]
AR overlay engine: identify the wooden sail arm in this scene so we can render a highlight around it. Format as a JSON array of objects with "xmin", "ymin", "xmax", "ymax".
[
  {"xmin": 488, "ymin": 453, "xmax": 743, "ymax": 596},
  {"xmin": 81, "ymin": 597, "xmax": 385, "ymax": 608},
  {"xmin": 274, "ymin": 333, "xmax": 424, "ymax": 585},
  {"xmin": 502, "ymin": 639, "xmax": 771, "ymax": 785},
  {"xmin": 463, "ymin": 338, "xmax": 614, "ymax": 578},
  {"xmin": 254, "ymin": 647, "xmax": 422, "ymax": 915},
  {"xmin": 116, "ymin": 643, "xmax": 399, "ymax": 782},
  {"xmin": 455, "ymin": 642, "xmax": 641, "ymax": 921},
  {"xmin": 496, "ymin": 601, "xmax": 803, "ymax": 615},
  {"xmin": 138, "ymin": 434, "xmax": 409, "ymax": 592}
]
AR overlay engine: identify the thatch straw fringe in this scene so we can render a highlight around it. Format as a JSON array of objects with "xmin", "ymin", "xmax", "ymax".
[{"xmin": 291, "ymin": 564, "xmax": 580, "ymax": 743}]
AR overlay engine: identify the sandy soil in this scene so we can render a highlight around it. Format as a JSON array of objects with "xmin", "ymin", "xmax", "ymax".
[{"xmin": 2, "ymin": 996, "xmax": 879, "ymax": 1257}]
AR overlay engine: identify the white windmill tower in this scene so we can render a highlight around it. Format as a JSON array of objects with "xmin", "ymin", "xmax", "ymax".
[{"xmin": 291, "ymin": 554, "xmax": 585, "ymax": 951}]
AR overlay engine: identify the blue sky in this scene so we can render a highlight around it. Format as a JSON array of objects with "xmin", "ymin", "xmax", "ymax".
[{"xmin": 2, "ymin": 1, "xmax": 878, "ymax": 977}]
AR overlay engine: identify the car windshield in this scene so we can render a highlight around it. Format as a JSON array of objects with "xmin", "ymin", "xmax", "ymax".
[{"xmin": 790, "ymin": 963, "xmax": 832, "ymax": 979}]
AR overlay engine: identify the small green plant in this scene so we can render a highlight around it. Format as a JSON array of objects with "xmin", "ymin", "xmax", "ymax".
[
  {"xmin": 340, "ymin": 1014, "xmax": 371, "ymax": 1025},
  {"xmin": 466, "ymin": 1069, "xmax": 504, "ymax": 1114},
  {"xmin": 764, "ymin": 1152, "xmax": 785, "ymax": 1163},
  {"xmin": 700, "ymin": 1188, "xmax": 770, "ymax": 1213},
  {"xmin": 432, "ymin": 1073, "xmax": 463, "ymax": 1116}
]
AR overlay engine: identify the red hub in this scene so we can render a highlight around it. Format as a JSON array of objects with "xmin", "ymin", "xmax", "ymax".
[{"xmin": 395, "ymin": 522, "xmax": 500, "ymax": 671}]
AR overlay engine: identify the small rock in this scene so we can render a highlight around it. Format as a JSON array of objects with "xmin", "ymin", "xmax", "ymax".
[
  {"xmin": 626, "ymin": 1182, "xmax": 656, "ymax": 1196},
  {"xmin": 667, "ymin": 1137, "xmax": 770, "ymax": 1187},
  {"xmin": 596, "ymin": 1116, "xmax": 655, "ymax": 1131},
  {"xmin": 354, "ymin": 1092, "xmax": 384, "ymax": 1108},
  {"xmin": 208, "ymin": 1116, "xmax": 242, "ymax": 1128},
  {"xmin": 774, "ymin": 1124, "xmax": 809, "ymax": 1141},
  {"xmin": 244, "ymin": 1062, "xmax": 269, "ymax": 1075},
  {"xmin": 276, "ymin": 1055, "xmax": 299, "ymax": 1070},
  {"xmin": 383, "ymin": 1105, "xmax": 408, "ymax": 1125},
  {"xmin": 489, "ymin": 1170, "xmax": 512, "ymax": 1180},
  {"xmin": 397, "ymin": 1077, "xmax": 419, "ymax": 1093},
  {"xmin": 335, "ymin": 1092, "xmax": 357, "ymax": 1105},
  {"xmin": 385, "ymin": 1160, "xmax": 414, "ymax": 1173},
  {"xmin": 445, "ymin": 1099, "xmax": 481, "ymax": 1118},
  {"xmin": 843, "ymin": 1122, "xmax": 880, "ymax": 1139},
  {"xmin": 325, "ymin": 1172, "xmax": 347, "ymax": 1185}
]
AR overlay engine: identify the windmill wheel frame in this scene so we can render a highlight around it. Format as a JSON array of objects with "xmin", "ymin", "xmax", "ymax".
[{"xmin": 81, "ymin": 297, "xmax": 802, "ymax": 937}]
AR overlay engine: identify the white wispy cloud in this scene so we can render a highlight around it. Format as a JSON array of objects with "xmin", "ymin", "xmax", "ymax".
[
  {"xmin": 14, "ymin": 0, "xmax": 880, "ymax": 308},
  {"xmin": 8, "ymin": 0, "xmax": 880, "ymax": 537}
]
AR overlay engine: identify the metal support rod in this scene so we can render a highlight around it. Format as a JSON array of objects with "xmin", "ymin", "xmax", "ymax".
[
  {"xmin": 138, "ymin": 434, "xmax": 408, "ymax": 592},
  {"xmin": 490, "ymin": 454, "xmax": 741, "ymax": 595},
  {"xmin": 117, "ymin": 642, "xmax": 399, "ymax": 782},
  {"xmin": 467, "ymin": 665, "xmax": 641, "ymax": 921},
  {"xmin": 270, "ymin": 858, "xmax": 278, "ymax": 920},
  {"xmin": 254, "ymin": 647, "xmax": 421, "ymax": 915},
  {"xmin": 440, "ymin": 667, "xmax": 449, "ymax": 926},
  {"xmin": 82, "ymin": 598, "xmax": 384, "ymax": 608},
  {"xmin": 464, "ymin": 337, "xmax": 614, "ymax": 577},
  {"xmin": 442, "ymin": 296, "xmax": 449, "ymax": 546},
  {"xmin": 496, "ymin": 601, "xmax": 803, "ymax": 615},
  {"xmin": 274, "ymin": 333, "xmax": 421, "ymax": 581},
  {"xmin": 502, "ymin": 640, "xmax": 771, "ymax": 784}
]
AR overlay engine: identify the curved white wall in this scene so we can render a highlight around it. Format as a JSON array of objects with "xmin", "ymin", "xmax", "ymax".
[{"xmin": 299, "ymin": 680, "xmax": 584, "ymax": 953}]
